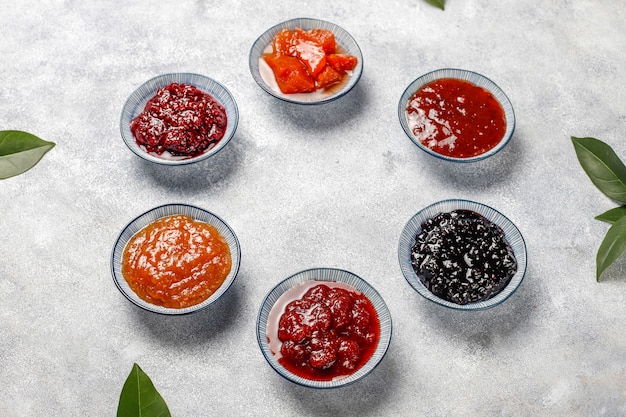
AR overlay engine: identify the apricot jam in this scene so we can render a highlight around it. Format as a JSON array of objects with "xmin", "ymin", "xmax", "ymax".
[
  {"xmin": 122, "ymin": 214, "xmax": 231, "ymax": 309},
  {"xmin": 262, "ymin": 28, "xmax": 358, "ymax": 94}
]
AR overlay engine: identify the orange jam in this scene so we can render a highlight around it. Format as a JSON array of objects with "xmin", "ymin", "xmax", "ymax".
[
  {"xmin": 263, "ymin": 28, "xmax": 358, "ymax": 94},
  {"xmin": 122, "ymin": 214, "xmax": 232, "ymax": 308}
]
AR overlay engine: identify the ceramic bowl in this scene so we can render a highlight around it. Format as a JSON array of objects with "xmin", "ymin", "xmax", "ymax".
[
  {"xmin": 398, "ymin": 199, "xmax": 527, "ymax": 311},
  {"xmin": 257, "ymin": 268, "xmax": 392, "ymax": 388},
  {"xmin": 111, "ymin": 203, "xmax": 241, "ymax": 315},
  {"xmin": 249, "ymin": 17, "xmax": 363, "ymax": 105},
  {"xmin": 120, "ymin": 73, "xmax": 238, "ymax": 165},
  {"xmin": 398, "ymin": 68, "xmax": 515, "ymax": 162}
]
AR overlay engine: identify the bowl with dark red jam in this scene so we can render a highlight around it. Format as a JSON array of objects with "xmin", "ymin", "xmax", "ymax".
[
  {"xmin": 398, "ymin": 68, "xmax": 515, "ymax": 162},
  {"xmin": 399, "ymin": 199, "xmax": 527, "ymax": 311},
  {"xmin": 120, "ymin": 73, "xmax": 238, "ymax": 165},
  {"xmin": 249, "ymin": 18, "xmax": 363, "ymax": 105},
  {"xmin": 111, "ymin": 204, "xmax": 241, "ymax": 315},
  {"xmin": 257, "ymin": 268, "xmax": 392, "ymax": 388}
]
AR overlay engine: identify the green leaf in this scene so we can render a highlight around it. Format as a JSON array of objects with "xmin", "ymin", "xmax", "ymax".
[
  {"xmin": 425, "ymin": 0, "xmax": 445, "ymax": 10},
  {"xmin": 596, "ymin": 215, "xmax": 626, "ymax": 281},
  {"xmin": 572, "ymin": 136, "xmax": 626, "ymax": 203},
  {"xmin": 117, "ymin": 363, "xmax": 171, "ymax": 417},
  {"xmin": 0, "ymin": 130, "xmax": 55, "ymax": 179},
  {"xmin": 595, "ymin": 206, "xmax": 626, "ymax": 224}
]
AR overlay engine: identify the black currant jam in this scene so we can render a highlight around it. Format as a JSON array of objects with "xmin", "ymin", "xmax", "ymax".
[{"xmin": 410, "ymin": 209, "xmax": 517, "ymax": 305}]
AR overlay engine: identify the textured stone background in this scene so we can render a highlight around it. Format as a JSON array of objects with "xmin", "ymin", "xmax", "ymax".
[{"xmin": 1, "ymin": 0, "xmax": 625, "ymax": 416}]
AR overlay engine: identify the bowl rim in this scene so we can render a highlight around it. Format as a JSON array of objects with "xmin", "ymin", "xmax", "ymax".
[
  {"xmin": 248, "ymin": 17, "xmax": 364, "ymax": 105},
  {"xmin": 110, "ymin": 203, "xmax": 241, "ymax": 315},
  {"xmin": 120, "ymin": 72, "xmax": 239, "ymax": 166},
  {"xmin": 256, "ymin": 267, "xmax": 392, "ymax": 388},
  {"xmin": 398, "ymin": 68, "xmax": 516, "ymax": 163},
  {"xmin": 398, "ymin": 199, "xmax": 527, "ymax": 311}
]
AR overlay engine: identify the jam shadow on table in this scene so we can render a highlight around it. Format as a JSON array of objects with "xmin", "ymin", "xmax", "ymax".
[
  {"xmin": 267, "ymin": 79, "xmax": 369, "ymax": 135},
  {"xmin": 130, "ymin": 271, "xmax": 247, "ymax": 347},
  {"xmin": 132, "ymin": 131, "xmax": 245, "ymax": 194},
  {"xmin": 418, "ymin": 262, "xmax": 539, "ymax": 350}
]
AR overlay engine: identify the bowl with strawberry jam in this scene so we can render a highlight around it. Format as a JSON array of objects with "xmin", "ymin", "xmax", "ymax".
[
  {"xmin": 257, "ymin": 268, "xmax": 392, "ymax": 388},
  {"xmin": 111, "ymin": 204, "xmax": 241, "ymax": 315},
  {"xmin": 398, "ymin": 69, "xmax": 515, "ymax": 162},
  {"xmin": 120, "ymin": 73, "xmax": 238, "ymax": 165},
  {"xmin": 249, "ymin": 18, "xmax": 363, "ymax": 105}
]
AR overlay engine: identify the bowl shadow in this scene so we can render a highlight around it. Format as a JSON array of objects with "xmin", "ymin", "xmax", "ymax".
[
  {"xmin": 265, "ymin": 80, "xmax": 368, "ymax": 135},
  {"xmin": 279, "ymin": 341, "xmax": 400, "ymax": 416},
  {"xmin": 417, "ymin": 132, "xmax": 525, "ymax": 193},
  {"xmin": 415, "ymin": 263, "xmax": 538, "ymax": 349},
  {"xmin": 131, "ymin": 132, "xmax": 244, "ymax": 194},
  {"xmin": 130, "ymin": 273, "xmax": 246, "ymax": 348}
]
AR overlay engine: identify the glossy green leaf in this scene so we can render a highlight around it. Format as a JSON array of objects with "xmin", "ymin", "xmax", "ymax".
[
  {"xmin": 596, "ymin": 215, "xmax": 626, "ymax": 281},
  {"xmin": 117, "ymin": 364, "xmax": 171, "ymax": 417},
  {"xmin": 0, "ymin": 130, "xmax": 55, "ymax": 179},
  {"xmin": 425, "ymin": 0, "xmax": 445, "ymax": 10},
  {"xmin": 595, "ymin": 206, "xmax": 626, "ymax": 224},
  {"xmin": 572, "ymin": 136, "xmax": 626, "ymax": 203}
]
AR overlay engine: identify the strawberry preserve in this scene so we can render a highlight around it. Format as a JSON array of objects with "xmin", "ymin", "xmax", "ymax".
[
  {"xmin": 267, "ymin": 281, "xmax": 380, "ymax": 381},
  {"xmin": 405, "ymin": 78, "xmax": 506, "ymax": 158},
  {"xmin": 130, "ymin": 82, "xmax": 227, "ymax": 158}
]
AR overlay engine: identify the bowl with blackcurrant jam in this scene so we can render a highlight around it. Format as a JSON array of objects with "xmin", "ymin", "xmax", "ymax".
[
  {"xmin": 120, "ymin": 73, "xmax": 239, "ymax": 166},
  {"xmin": 398, "ymin": 68, "xmax": 515, "ymax": 162},
  {"xmin": 257, "ymin": 268, "xmax": 392, "ymax": 388},
  {"xmin": 399, "ymin": 199, "xmax": 527, "ymax": 311}
]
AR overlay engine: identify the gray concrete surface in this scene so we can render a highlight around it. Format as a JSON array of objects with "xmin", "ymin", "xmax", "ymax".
[{"xmin": 1, "ymin": 0, "xmax": 625, "ymax": 415}]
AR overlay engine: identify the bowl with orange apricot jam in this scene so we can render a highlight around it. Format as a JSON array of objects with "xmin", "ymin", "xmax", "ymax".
[
  {"xmin": 398, "ymin": 68, "xmax": 515, "ymax": 162},
  {"xmin": 111, "ymin": 204, "xmax": 241, "ymax": 315},
  {"xmin": 249, "ymin": 18, "xmax": 363, "ymax": 105},
  {"xmin": 257, "ymin": 268, "xmax": 392, "ymax": 388}
]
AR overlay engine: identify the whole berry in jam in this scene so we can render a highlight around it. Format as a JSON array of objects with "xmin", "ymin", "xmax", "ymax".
[{"xmin": 275, "ymin": 283, "xmax": 380, "ymax": 381}]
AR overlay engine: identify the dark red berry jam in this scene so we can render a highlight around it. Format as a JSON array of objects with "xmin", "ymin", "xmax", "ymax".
[
  {"xmin": 130, "ymin": 82, "xmax": 227, "ymax": 158},
  {"xmin": 267, "ymin": 281, "xmax": 380, "ymax": 381},
  {"xmin": 405, "ymin": 78, "xmax": 506, "ymax": 158},
  {"xmin": 410, "ymin": 209, "xmax": 517, "ymax": 305}
]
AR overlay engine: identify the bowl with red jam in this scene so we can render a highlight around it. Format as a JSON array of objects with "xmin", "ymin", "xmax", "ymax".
[
  {"xmin": 249, "ymin": 18, "xmax": 363, "ymax": 105},
  {"xmin": 399, "ymin": 199, "xmax": 527, "ymax": 311},
  {"xmin": 398, "ymin": 69, "xmax": 515, "ymax": 162},
  {"xmin": 257, "ymin": 268, "xmax": 392, "ymax": 388},
  {"xmin": 111, "ymin": 203, "xmax": 241, "ymax": 315},
  {"xmin": 120, "ymin": 73, "xmax": 238, "ymax": 165}
]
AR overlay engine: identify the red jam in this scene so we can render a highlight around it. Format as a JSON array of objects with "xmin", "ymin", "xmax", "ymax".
[
  {"xmin": 263, "ymin": 28, "xmax": 358, "ymax": 94},
  {"xmin": 267, "ymin": 281, "xmax": 380, "ymax": 381},
  {"xmin": 122, "ymin": 214, "xmax": 232, "ymax": 309},
  {"xmin": 405, "ymin": 78, "xmax": 506, "ymax": 158},
  {"xmin": 130, "ymin": 82, "xmax": 227, "ymax": 158}
]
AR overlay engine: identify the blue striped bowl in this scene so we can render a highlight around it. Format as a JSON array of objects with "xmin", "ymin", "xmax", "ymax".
[
  {"xmin": 111, "ymin": 204, "xmax": 241, "ymax": 315},
  {"xmin": 120, "ymin": 73, "xmax": 238, "ymax": 165},
  {"xmin": 257, "ymin": 268, "xmax": 392, "ymax": 388},
  {"xmin": 398, "ymin": 68, "xmax": 515, "ymax": 162},
  {"xmin": 399, "ymin": 199, "xmax": 527, "ymax": 311},
  {"xmin": 249, "ymin": 18, "xmax": 363, "ymax": 105}
]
